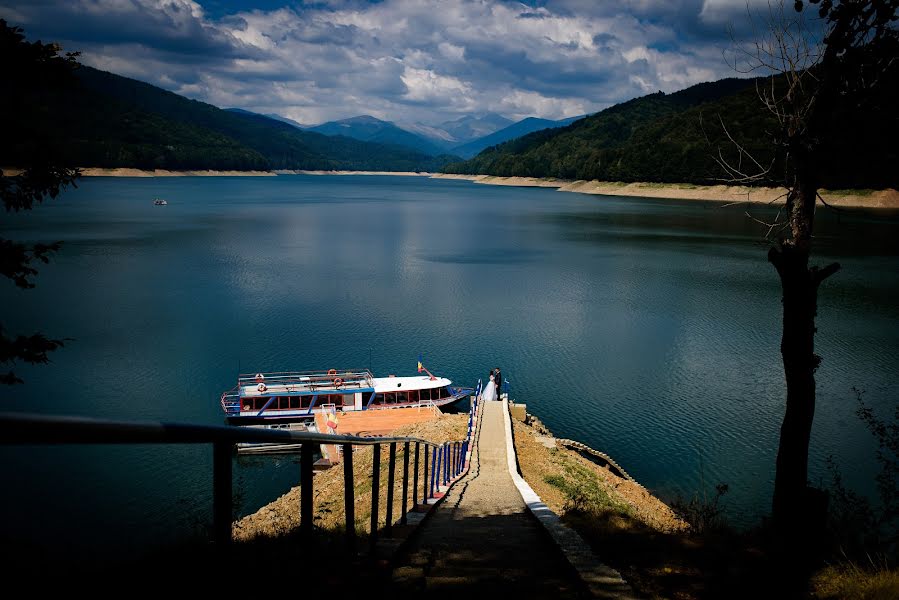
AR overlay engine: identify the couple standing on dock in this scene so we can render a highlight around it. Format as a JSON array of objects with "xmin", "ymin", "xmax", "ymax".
[{"xmin": 480, "ymin": 367, "xmax": 502, "ymax": 402}]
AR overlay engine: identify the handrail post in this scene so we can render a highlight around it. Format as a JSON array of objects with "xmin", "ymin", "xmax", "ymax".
[
  {"xmin": 423, "ymin": 444, "xmax": 430, "ymax": 501},
  {"xmin": 343, "ymin": 443, "xmax": 355, "ymax": 552},
  {"xmin": 462, "ymin": 441, "xmax": 468, "ymax": 470},
  {"xmin": 370, "ymin": 444, "xmax": 381, "ymax": 549},
  {"xmin": 460, "ymin": 441, "xmax": 466, "ymax": 473},
  {"xmin": 401, "ymin": 441, "xmax": 410, "ymax": 525},
  {"xmin": 412, "ymin": 442, "xmax": 420, "ymax": 507},
  {"xmin": 386, "ymin": 442, "xmax": 396, "ymax": 535},
  {"xmin": 450, "ymin": 442, "xmax": 454, "ymax": 477},
  {"xmin": 300, "ymin": 442, "xmax": 314, "ymax": 536},
  {"xmin": 434, "ymin": 444, "xmax": 441, "ymax": 492},
  {"xmin": 213, "ymin": 441, "xmax": 232, "ymax": 547},
  {"xmin": 428, "ymin": 446, "xmax": 437, "ymax": 498}
]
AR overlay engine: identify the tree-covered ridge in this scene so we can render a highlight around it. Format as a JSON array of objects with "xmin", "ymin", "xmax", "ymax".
[
  {"xmin": 444, "ymin": 74, "xmax": 899, "ymax": 190},
  {"xmin": 2, "ymin": 65, "xmax": 458, "ymax": 172}
]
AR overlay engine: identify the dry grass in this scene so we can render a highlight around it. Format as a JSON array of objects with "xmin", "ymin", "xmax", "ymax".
[
  {"xmin": 513, "ymin": 420, "xmax": 685, "ymax": 533},
  {"xmin": 233, "ymin": 413, "xmax": 469, "ymax": 541},
  {"xmin": 812, "ymin": 563, "xmax": 899, "ymax": 600}
]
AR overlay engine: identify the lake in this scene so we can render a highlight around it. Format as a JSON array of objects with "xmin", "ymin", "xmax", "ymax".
[{"xmin": 2, "ymin": 174, "xmax": 897, "ymax": 557}]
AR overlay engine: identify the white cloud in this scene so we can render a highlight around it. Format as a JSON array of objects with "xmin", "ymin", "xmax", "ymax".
[
  {"xmin": 1, "ymin": 0, "xmax": 748, "ymax": 125},
  {"xmin": 491, "ymin": 89, "xmax": 588, "ymax": 121}
]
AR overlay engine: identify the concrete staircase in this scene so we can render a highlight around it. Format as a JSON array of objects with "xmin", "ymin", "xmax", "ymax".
[{"xmin": 388, "ymin": 400, "xmax": 635, "ymax": 599}]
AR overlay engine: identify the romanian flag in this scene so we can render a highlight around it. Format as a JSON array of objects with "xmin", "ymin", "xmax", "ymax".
[{"xmin": 417, "ymin": 355, "xmax": 423, "ymax": 373}]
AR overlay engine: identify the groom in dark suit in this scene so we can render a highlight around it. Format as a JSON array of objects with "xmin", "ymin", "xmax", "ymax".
[{"xmin": 493, "ymin": 367, "xmax": 502, "ymax": 399}]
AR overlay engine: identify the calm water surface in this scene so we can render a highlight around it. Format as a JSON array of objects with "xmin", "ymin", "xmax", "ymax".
[{"xmin": 2, "ymin": 175, "xmax": 897, "ymax": 556}]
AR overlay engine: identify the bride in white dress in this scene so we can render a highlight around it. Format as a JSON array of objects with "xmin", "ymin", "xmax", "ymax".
[{"xmin": 480, "ymin": 374, "xmax": 497, "ymax": 402}]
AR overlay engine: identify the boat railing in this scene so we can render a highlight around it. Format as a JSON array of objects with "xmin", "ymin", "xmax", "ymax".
[
  {"xmin": 0, "ymin": 399, "xmax": 482, "ymax": 553},
  {"xmin": 416, "ymin": 398, "xmax": 439, "ymax": 414},
  {"xmin": 236, "ymin": 370, "xmax": 374, "ymax": 393},
  {"xmin": 220, "ymin": 388, "xmax": 241, "ymax": 414}
]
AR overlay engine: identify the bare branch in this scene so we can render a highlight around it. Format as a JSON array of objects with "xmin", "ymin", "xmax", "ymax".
[{"xmin": 816, "ymin": 191, "xmax": 844, "ymax": 213}]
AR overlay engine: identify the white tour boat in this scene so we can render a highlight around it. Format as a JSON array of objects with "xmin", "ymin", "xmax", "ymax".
[{"xmin": 220, "ymin": 368, "xmax": 473, "ymax": 453}]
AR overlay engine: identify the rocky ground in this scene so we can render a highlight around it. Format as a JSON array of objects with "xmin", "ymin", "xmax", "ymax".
[
  {"xmin": 512, "ymin": 415, "xmax": 686, "ymax": 535},
  {"xmin": 229, "ymin": 407, "xmax": 899, "ymax": 599},
  {"xmin": 232, "ymin": 408, "xmax": 684, "ymax": 543},
  {"xmin": 233, "ymin": 413, "xmax": 469, "ymax": 541}
]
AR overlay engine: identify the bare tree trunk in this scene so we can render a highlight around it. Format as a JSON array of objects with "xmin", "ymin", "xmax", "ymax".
[{"xmin": 769, "ymin": 182, "xmax": 840, "ymax": 532}]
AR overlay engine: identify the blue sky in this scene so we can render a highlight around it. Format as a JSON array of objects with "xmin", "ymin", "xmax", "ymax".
[{"xmin": 1, "ymin": 1, "xmax": 775, "ymax": 127}]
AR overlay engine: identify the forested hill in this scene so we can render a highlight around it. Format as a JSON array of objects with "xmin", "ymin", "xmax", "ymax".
[
  {"xmin": 444, "ymin": 76, "xmax": 899, "ymax": 190},
  {"xmin": 5, "ymin": 66, "xmax": 458, "ymax": 172}
]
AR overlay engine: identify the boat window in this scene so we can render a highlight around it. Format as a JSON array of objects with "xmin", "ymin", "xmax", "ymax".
[
  {"xmin": 438, "ymin": 387, "xmax": 447, "ymax": 399},
  {"xmin": 289, "ymin": 397, "xmax": 300, "ymax": 409},
  {"xmin": 396, "ymin": 391, "xmax": 408, "ymax": 404},
  {"xmin": 341, "ymin": 394, "xmax": 353, "ymax": 406},
  {"xmin": 407, "ymin": 390, "xmax": 419, "ymax": 403},
  {"xmin": 383, "ymin": 392, "xmax": 396, "ymax": 404}
]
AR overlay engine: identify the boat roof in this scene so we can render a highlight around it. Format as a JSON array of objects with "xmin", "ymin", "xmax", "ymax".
[
  {"xmin": 372, "ymin": 376, "xmax": 450, "ymax": 392},
  {"xmin": 229, "ymin": 370, "xmax": 452, "ymax": 399}
]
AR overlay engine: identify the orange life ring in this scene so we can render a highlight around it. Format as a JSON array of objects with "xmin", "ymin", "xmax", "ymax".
[
  {"xmin": 257, "ymin": 382, "xmax": 267, "ymax": 392},
  {"xmin": 333, "ymin": 377, "xmax": 343, "ymax": 388},
  {"xmin": 327, "ymin": 368, "xmax": 337, "ymax": 377}
]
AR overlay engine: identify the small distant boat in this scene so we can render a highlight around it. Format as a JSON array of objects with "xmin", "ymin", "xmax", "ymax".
[{"xmin": 153, "ymin": 198, "xmax": 168, "ymax": 205}]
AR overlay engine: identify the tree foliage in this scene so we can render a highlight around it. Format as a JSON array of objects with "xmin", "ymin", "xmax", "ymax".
[
  {"xmin": 0, "ymin": 19, "xmax": 80, "ymax": 384},
  {"xmin": 1, "ymin": 64, "xmax": 459, "ymax": 173},
  {"xmin": 445, "ymin": 66, "xmax": 898, "ymax": 190}
]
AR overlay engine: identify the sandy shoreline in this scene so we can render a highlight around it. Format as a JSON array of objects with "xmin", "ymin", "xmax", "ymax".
[
  {"xmin": 5, "ymin": 166, "xmax": 894, "ymax": 207},
  {"xmin": 281, "ymin": 169, "xmax": 432, "ymax": 176},
  {"xmin": 432, "ymin": 174, "xmax": 899, "ymax": 209}
]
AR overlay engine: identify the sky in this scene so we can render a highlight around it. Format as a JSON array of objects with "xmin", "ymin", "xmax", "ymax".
[{"xmin": 1, "ymin": 0, "xmax": 776, "ymax": 127}]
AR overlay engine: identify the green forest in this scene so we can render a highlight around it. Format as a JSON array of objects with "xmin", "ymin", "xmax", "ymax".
[
  {"xmin": 445, "ymin": 76, "xmax": 899, "ymax": 190},
  {"xmin": 3, "ymin": 65, "xmax": 457, "ymax": 172}
]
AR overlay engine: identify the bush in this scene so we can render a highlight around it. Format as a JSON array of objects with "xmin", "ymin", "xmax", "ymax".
[{"xmin": 671, "ymin": 483, "xmax": 730, "ymax": 535}]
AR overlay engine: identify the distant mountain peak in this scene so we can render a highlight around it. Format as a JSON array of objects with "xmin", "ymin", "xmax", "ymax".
[
  {"xmin": 341, "ymin": 115, "xmax": 386, "ymax": 124},
  {"xmin": 450, "ymin": 114, "xmax": 585, "ymax": 158},
  {"xmin": 308, "ymin": 114, "xmax": 448, "ymax": 156}
]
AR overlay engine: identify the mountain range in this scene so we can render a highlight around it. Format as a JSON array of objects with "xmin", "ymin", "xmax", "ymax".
[
  {"xmin": 444, "ymin": 75, "xmax": 899, "ymax": 190},
  {"xmin": 247, "ymin": 111, "xmax": 580, "ymax": 159},
  {"xmin": 10, "ymin": 60, "xmax": 895, "ymax": 187},
  {"xmin": 4, "ymin": 66, "xmax": 459, "ymax": 173},
  {"xmin": 450, "ymin": 115, "xmax": 583, "ymax": 158},
  {"xmin": 306, "ymin": 115, "xmax": 446, "ymax": 156}
]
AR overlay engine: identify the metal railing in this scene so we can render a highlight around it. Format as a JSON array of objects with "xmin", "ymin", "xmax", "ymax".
[
  {"xmin": 236, "ymin": 369, "xmax": 374, "ymax": 389},
  {"xmin": 0, "ymin": 393, "xmax": 482, "ymax": 552}
]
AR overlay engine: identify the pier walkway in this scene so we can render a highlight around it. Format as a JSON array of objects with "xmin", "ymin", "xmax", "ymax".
[{"xmin": 389, "ymin": 399, "xmax": 623, "ymax": 598}]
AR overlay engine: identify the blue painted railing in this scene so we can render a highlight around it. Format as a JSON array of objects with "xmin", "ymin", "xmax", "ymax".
[{"xmin": 0, "ymin": 386, "xmax": 483, "ymax": 552}]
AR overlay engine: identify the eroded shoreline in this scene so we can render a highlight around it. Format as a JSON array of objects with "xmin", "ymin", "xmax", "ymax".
[
  {"xmin": 5, "ymin": 167, "xmax": 895, "ymax": 207},
  {"xmin": 431, "ymin": 173, "xmax": 899, "ymax": 209}
]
